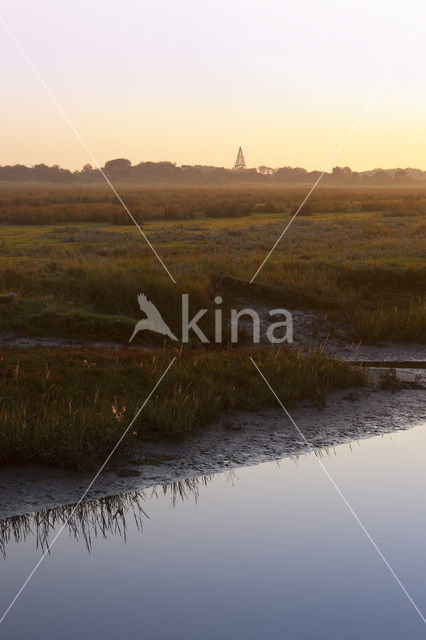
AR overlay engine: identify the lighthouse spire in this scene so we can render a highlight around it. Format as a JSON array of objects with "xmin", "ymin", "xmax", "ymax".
[{"xmin": 233, "ymin": 147, "xmax": 246, "ymax": 171}]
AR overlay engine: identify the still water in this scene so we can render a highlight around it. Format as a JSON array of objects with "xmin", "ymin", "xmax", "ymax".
[{"xmin": 1, "ymin": 422, "xmax": 426, "ymax": 639}]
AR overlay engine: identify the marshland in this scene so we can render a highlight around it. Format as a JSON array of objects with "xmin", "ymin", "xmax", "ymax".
[
  {"xmin": 0, "ymin": 183, "xmax": 425, "ymax": 471},
  {"xmin": 3, "ymin": 0, "xmax": 426, "ymax": 635}
]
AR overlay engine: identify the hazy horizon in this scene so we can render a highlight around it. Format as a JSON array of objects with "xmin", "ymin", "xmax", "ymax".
[
  {"xmin": 1, "ymin": 0, "xmax": 425, "ymax": 171},
  {"xmin": 1, "ymin": 155, "xmax": 425, "ymax": 174}
]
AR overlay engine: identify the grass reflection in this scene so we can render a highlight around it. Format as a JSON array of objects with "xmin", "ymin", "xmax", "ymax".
[{"xmin": 0, "ymin": 476, "xmax": 213, "ymax": 558}]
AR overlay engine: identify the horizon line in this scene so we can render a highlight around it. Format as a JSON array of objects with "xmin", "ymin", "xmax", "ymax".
[{"xmin": 1, "ymin": 159, "xmax": 426, "ymax": 175}]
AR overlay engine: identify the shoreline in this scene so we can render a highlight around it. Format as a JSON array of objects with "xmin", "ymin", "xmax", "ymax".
[{"xmin": 0, "ymin": 367, "xmax": 424, "ymax": 521}]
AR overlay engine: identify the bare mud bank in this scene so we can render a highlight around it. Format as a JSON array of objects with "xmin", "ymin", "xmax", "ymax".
[
  {"xmin": 0, "ymin": 332, "xmax": 144, "ymax": 351},
  {"xmin": 238, "ymin": 302, "xmax": 426, "ymax": 363},
  {"xmin": 2, "ymin": 309, "xmax": 425, "ymax": 364},
  {"xmin": 0, "ymin": 367, "xmax": 424, "ymax": 520}
]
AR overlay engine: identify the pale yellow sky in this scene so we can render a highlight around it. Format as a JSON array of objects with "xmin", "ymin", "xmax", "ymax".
[{"xmin": 1, "ymin": 0, "xmax": 425, "ymax": 170}]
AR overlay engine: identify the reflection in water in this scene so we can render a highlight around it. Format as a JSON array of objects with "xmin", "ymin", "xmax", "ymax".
[
  {"xmin": 0, "ymin": 475, "xmax": 215, "ymax": 558},
  {"xmin": 0, "ymin": 445, "xmax": 357, "ymax": 559},
  {"xmin": 1, "ymin": 427, "xmax": 425, "ymax": 639},
  {"xmin": 0, "ymin": 439, "xmax": 373, "ymax": 559}
]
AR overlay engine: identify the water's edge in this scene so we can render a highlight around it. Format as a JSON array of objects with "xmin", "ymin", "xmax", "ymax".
[{"xmin": 0, "ymin": 367, "xmax": 424, "ymax": 521}]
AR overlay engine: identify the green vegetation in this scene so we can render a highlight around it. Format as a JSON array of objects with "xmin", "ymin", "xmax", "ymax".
[
  {"xmin": 354, "ymin": 301, "xmax": 426, "ymax": 343},
  {"xmin": 0, "ymin": 347, "xmax": 365, "ymax": 470},
  {"xmin": 0, "ymin": 184, "xmax": 424, "ymax": 343},
  {"xmin": 0, "ymin": 184, "xmax": 423, "ymax": 469}
]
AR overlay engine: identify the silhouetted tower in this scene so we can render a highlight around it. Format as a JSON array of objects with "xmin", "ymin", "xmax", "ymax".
[{"xmin": 233, "ymin": 147, "xmax": 246, "ymax": 172}]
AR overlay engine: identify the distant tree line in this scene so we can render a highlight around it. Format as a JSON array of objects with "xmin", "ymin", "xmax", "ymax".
[{"xmin": 0, "ymin": 158, "xmax": 425, "ymax": 185}]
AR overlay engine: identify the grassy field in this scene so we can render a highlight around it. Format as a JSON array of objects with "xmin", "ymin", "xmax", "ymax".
[
  {"xmin": 0, "ymin": 184, "xmax": 424, "ymax": 469},
  {"xmin": 0, "ymin": 186, "xmax": 425, "ymax": 343},
  {"xmin": 1, "ymin": 183, "xmax": 426, "ymax": 223},
  {"xmin": 0, "ymin": 347, "xmax": 365, "ymax": 469}
]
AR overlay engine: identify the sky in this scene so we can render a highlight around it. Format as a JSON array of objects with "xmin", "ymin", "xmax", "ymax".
[{"xmin": 0, "ymin": 0, "xmax": 425, "ymax": 171}]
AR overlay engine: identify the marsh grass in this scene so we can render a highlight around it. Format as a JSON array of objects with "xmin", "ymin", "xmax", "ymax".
[
  {"xmin": 1, "ymin": 208, "xmax": 425, "ymax": 342},
  {"xmin": 353, "ymin": 300, "xmax": 426, "ymax": 343},
  {"xmin": 0, "ymin": 185, "xmax": 422, "ymax": 470},
  {"xmin": 0, "ymin": 347, "xmax": 366, "ymax": 470},
  {"xmin": 1, "ymin": 184, "xmax": 426, "ymax": 223},
  {"xmin": 0, "ymin": 185, "xmax": 425, "ymax": 343}
]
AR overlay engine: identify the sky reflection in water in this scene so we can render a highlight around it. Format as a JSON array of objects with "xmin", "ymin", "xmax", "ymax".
[{"xmin": 1, "ymin": 423, "xmax": 426, "ymax": 639}]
